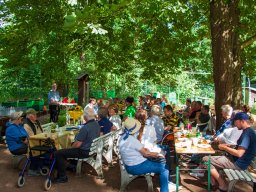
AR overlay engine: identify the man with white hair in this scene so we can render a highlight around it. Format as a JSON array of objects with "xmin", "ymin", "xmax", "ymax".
[
  {"xmin": 23, "ymin": 108, "xmax": 43, "ymax": 137},
  {"xmin": 146, "ymin": 105, "xmax": 165, "ymax": 143},
  {"xmin": 215, "ymin": 104, "xmax": 233, "ymax": 137},
  {"xmin": 53, "ymin": 108, "xmax": 100, "ymax": 183}
]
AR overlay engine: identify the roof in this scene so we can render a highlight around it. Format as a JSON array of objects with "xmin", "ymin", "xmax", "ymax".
[{"xmin": 76, "ymin": 73, "xmax": 89, "ymax": 80}]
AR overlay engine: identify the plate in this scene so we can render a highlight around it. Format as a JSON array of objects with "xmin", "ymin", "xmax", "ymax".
[
  {"xmin": 197, "ymin": 144, "xmax": 211, "ymax": 148},
  {"xmin": 177, "ymin": 138, "xmax": 187, "ymax": 142},
  {"xmin": 66, "ymin": 127, "xmax": 79, "ymax": 131},
  {"xmin": 175, "ymin": 142, "xmax": 188, "ymax": 148}
]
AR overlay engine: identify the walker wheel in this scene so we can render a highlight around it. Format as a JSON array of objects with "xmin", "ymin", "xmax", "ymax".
[
  {"xmin": 17, "ymin": 176, "xmax": 25, "ymax": 187},
  {"xmin": 40, "ymin": 167, "xmax": 50, "ymax": 176},
  {"xmin": 44, "ymin": 178, "xmax": 51, "ymax": 191}
]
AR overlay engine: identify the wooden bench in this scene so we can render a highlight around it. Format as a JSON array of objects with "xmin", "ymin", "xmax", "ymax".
[
  {"xmin": 116, "ymin": 137, "xmax": 154, "ymax": 192},
  {"xmin": 223, "ymin": 168, "xmax": 256, "ymax": 191},
  {"xmin": 68, "ymin": 131, "xmax": 115, "ymax": 179}
]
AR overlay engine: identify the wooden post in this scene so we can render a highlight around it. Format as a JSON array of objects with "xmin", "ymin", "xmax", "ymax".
[{"xmin": 76, "ymin": 73, "xmax": 89, "ymax": 106}]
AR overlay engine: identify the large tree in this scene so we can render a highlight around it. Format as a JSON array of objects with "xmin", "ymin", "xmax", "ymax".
[{"xmin": 210, "ymin": 0, "xmax": 256, "ymax": 127}]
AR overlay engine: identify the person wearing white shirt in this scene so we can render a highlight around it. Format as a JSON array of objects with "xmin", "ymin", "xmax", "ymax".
[
  {"xmin": 108, "ymin": 104, "xmax": 122, "ymax": 130},
  {"xmin": 119, "ymin": 117, "xmax": 172, "ymax": 192}
]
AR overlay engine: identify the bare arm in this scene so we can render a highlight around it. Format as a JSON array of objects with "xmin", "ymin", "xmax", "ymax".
[
  {"xmin": 139, "ymin": 147, "xmax": 164, "ymax": 158},
  {"xmin": 111, "ymin": 125, "xmax": 117, "ymax": 131},
  {"xmin": 218, "ymin": 144, "xmax": 246, "ymax": 158},
  {"xmin": 71, "ymin": 141, "xmax": 82, "ymax": 148}
]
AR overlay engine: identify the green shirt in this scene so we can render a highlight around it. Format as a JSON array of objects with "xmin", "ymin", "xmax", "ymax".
[{"xmin": 123, "ymin": 105, "xmax": 136, "ymax": 118}]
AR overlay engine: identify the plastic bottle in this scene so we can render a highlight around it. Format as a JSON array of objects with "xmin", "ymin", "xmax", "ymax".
[
  {"xmin": 179, "ymin": 122, "xmax": 184, "ymax": 131},
  {"xmin": 47, "ymin": 126, "xmax": 51, "ymax": 137},
  {"xmin": 196, "ymin": 126, "xmax": 201, "ymax": 138},
  {"xmin": 66, "ymin": 113, "xmax": 70, "ymax": 125}
]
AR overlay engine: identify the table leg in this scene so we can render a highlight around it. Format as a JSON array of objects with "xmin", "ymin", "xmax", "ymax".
[
  {"xmin": 176, "ymin": 154, "xmax": 180, "ymax": 192},
  {"xmin": 207, "ymin": 155, "xmax": 211, "ymax": 192}
]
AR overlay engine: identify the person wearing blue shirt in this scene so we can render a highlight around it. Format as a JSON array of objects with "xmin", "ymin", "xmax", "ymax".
[
  {"xmin": 97, "ymin": 107, "xmax": 113, "ymax": 135},
  {"xmin": 48, "ymin": 83, "xmax": 60, "ymax": 122},
  {"xmin": 203, "ymin": 112, "xmax": 256, "ymax": 192},
  {"xmin": 53, "ymin": 108, "xmax": 100, "ymax": 183},
  {"xmin": 6, "ymin": 111, "xmax": 28, "ymax": 155}
]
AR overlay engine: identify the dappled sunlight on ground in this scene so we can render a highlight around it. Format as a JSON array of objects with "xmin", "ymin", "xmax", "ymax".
[{"xmin": 0, "ymin": 139, "xmax": 254, "ymax": 191}]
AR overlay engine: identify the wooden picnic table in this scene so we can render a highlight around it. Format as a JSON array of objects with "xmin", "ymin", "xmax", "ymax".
[
  {"xmin": 29, "ymin": 127, "xmax": 79, "ymax": 155},
  {"xmin": 174, "ymin": 136, "xmax": 215, "ymax": 192}
]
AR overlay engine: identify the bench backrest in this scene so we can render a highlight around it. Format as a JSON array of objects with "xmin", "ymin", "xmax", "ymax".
[
  {"xmin": 250, "ymin": 157, "xmax": 256, "ymax": 170},
  {"xmin": 88, "ymin": 131, "xmax": 115, "ymax": 155},
  {"xmin": 41, "ymin": 122, "xmax": 55, "ymax": 132},
  {"xmin": 2, "ymin": 136, "xmax": 7, "ymax": 148}
]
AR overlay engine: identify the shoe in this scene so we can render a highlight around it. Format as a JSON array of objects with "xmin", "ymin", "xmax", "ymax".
[
  {"xmin": 168, "ymin": 182, "xmax": 183, "ymax": 192},
  {"xmin": 27, "ymin": 169, "xmax": 40, "ymax": 176},
  {"xmin": 53, "ymin": 176, "xmax": 68, "ymax": 184},
  {"xmin": 189, "ymin": 172, "xmax": 204, "ymax": 178},
  {"xmin": 66, "ymin": 163, "xmax": 76, "ymax": 172}
]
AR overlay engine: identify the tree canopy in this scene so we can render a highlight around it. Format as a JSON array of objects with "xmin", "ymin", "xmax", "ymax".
[{"xmin": 0, "ymin": 0, "xmax": 256, "ymax": 120}]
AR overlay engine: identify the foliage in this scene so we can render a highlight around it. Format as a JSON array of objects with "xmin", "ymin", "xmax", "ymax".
[{"xmin": 0, "ymin": 0, "xmax": 255, "ymax": 107}]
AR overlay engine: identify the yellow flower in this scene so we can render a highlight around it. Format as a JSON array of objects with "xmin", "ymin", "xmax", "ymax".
[{"xmin": 75, "ymin": 105, "xmax": 82, "ymax": 111}]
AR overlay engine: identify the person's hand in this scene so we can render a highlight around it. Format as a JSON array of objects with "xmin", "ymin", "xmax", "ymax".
[
  {"xmin": 218, "ymin": 143, "xmax": 229, "ymax": 150},
  {"xmin": 213, "ymin": 137, "xmax": 218, "ymax": 143},
  {"xmin": 157, "ymin": 153, "xmax": 165, "ymax": 158},
  {"xmin": 164, "ymin": 125, "xmax": 171, "ymax": 131},
  {"xmin": 23, "ymin": 138, "xmax": 28, "ymax": 144}
]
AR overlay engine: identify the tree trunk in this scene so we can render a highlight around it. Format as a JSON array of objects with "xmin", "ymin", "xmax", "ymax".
[{"xmin": 210, "ymin": 0, "xmax": 242, "ymax": 129}]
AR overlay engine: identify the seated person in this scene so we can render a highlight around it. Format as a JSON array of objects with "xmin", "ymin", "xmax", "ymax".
[
  {"xmin": 195, "ymin": 105, "xmax": 210, "ymax": 132},
  {"xmin": 162, "ymin": 105, "xmax": 179, "ymax": 133},
  {"xmin": 119, "ymin": 117, "xmax": 172, "ymax": 192},
  {"xmin": 189, "ymin": 101, "xmax": 202, "ymax": 123},
  {"xmin": 146, "ymin": 105, "xmax": 165, "ymax": 143},
  {"xmin": 123, "ymin": 96, "xmax": 136, "ymax": 119},
  {"xmin": 136, "ymin": 110, "xmax": 176, "ymax": 185},
  {"xmin": 135, "ymin": 110, "xmax": 161, "ymax": 153},
  {"xmin": 108, "ymin": 104, "xmax": 122, "ymax": 130},
  {"xmin": 213, "ymin": 104, "xmax": 233, "ymax": 140},
  {"xmin": 97, "ymin": 107, "xmax": 114, "ymax": 135},
  {"xmin": 182, "ymin": 98, "xmax": 191, "ymax": 119},
  {"xmin": 203, "ymin": 112, "xmax": 256, "ymax": 191},
  {"xmin": 6, "ymin": 111, "xmax": 28, "ymax": 155},
  {"xmin": 53, "ymin": 108, "xmax": 100, "ymax": 183},
  {"xmin": 23, "ymin": 108, "xmax": 43, "ymax": 137}
]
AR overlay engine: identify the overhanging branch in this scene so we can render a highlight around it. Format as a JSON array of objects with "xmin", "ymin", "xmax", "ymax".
[{"xmin": 241, "ymin": 34, "xmax": 256, "ymax": 49}]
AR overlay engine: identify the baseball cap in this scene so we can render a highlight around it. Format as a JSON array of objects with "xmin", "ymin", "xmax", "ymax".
[
  {"xmin": 10, "ymin": 111, "xmax": 24, "ymax": 121},
  {"xmin": 26, "ymin": 108, "xmax": 37, "ymax": 115},
  {"xmin": 233, "ymin": 112, "xmax": 249, "ymax": 121}
]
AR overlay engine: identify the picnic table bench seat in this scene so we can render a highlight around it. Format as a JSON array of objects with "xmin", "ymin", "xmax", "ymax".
[{"xmin": 223, "ymin": 168, "xmax": 256, "ymax": 192}]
